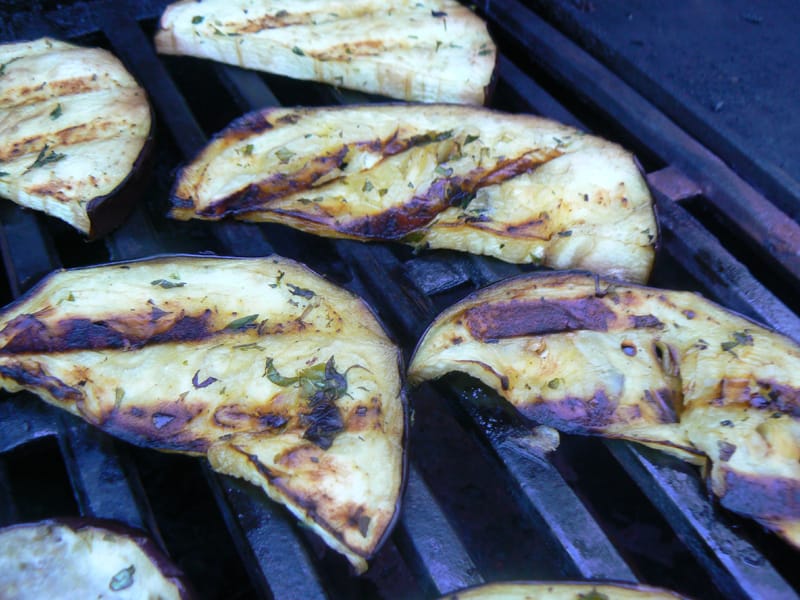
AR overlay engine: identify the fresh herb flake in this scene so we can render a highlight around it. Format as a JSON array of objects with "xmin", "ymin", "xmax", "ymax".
[
  {"xmin": 478, "ymin": 48, "xmax": 492, "ymax": 56},
  {"xmin": 242, "ymin": 143, "xmax": 254, "ymax": 156},
  {"xmin": 362, "ymin": 180, "xmax": 374, "ymax": 192},
  {"xmin": 0, "ymin": 171, "xmax": 8, "ymax": 177},
  {"xmin": 49, "ymin": 103, "xmax": 62, "ymax": 120},
  {"xmin": 431, "ymin": 10, "xmax": 448, "ymax": 17},
  {"xmin": 275, "ymin": 9, "xmax": 288, "ymax": 18},
  {"xmin": 287, "ymin": 283, "xmax": 315, "ymax": 299},
  {"xmin": 721, "ymin": 330, "xmax": 754, "ymax": 353},
  {"xmin": 464, "ymin": 134, "xmax": 480, "ymax": 145},
  {"xmin": 150, "ymin": 279, "xmax": 186, "ymax": 289},
  {"xmin": 275, "ymin": 147, "xmax": 295, "ymax": 163},
  {"xmin": 547, "ymin": 377, "xmax": 563, "ymax": 390},
  {"xmin": 25, "ymin": 144, "xmax": 66, "ymax": 173},
  {"xmin": 558, "ymin": 230, "xmax": 573, "ymax": 237},
  {"xmin": 292, "ymin": 46, "xmax": 305, "ymax": 56},
  {"xmin": 435, "ymin": 40, "xmax": 442, "ymax": 52},
  {"xmin": 226, "ymin": 314, "xmax": 259, "ymax": 330},
  {"xmin": 578, "ymin": 591, "xmax": 610, "ymax": 600},
  {"xmin": 109, "ymin": 565, "xmax": 135, "ymax": 591},
  {"xmin": 191, "ymin": 15, "xmax": 204, "ymax": 24}
]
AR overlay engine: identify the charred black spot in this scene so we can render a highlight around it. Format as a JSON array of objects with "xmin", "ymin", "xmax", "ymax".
[
  {"xmin": 717, "ymin": 441, "xmax": 737, "ymax": 462},
  {"xmin": 228, "ymin": 110, "xmax": 274, "ymax": 136},
  {"xmin": 465, "ymin": 297, "xmax": 617, "ymax": 341},
  {"xmin": 752, "ymin": 381, "xmax": 800, "ymax": 417},
  {"xmin": 0, "ymin": 363, "xmax": 83, "ymax": 402},
  {"xmin": 260, "ymin": 413, "xmax": 288, "ymax": 429},
  {"xmin": 630, "ymin": 314, "xmax": 664, "ymax": 329},
  {"xmin": 276, "ymin": 113, "xmax": 301, "ymax": 125},
  {"xmin": 301, "ymin": 395, "xmax": 344, "ymax": 450},
  {"xmin": 287, "ymin": 283, "xmax": 315, "ymax": 299},
  {"xmin": 520, "ymin": 389, "xmax": 617, "ymax": 433}
]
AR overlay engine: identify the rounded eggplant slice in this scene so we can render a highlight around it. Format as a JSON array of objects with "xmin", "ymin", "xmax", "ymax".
[
  {"xmin": 0, "ymin": 519, "xmax": 191, "ymax": 600},
  {"xmin": 168, "ymin": 104, "xmax": 656, "ymax": 283},
  {"xmin": 0, "ymin": 37, "xmax": 153, "ymax": 238},
  {"xmin": 155, "ymin": 0, "xmax": 496, "ymax": 105},
  {"xmin": 0, "ymin": 254, "xmax": 406, "ymax": 572},
  {"xmin": 441, "ymin": 581, "xmax": 688, "ymax": 599},
  {"xmin": 409, "ymin": 270, "xmax": 800, "ymax": 548}
]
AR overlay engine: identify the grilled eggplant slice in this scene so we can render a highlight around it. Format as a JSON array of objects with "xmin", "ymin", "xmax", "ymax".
[
  {"xmin": 409, "ymin": 271, "xmax": 800, "ymax": 546},
  {"xmin": 442, "ymin": 581, "xmax": 687, "ymax": 599},
  {"xmin": 0, "ymin": 37, "xmax": 152, "ymax": 237},
  {"xmin": 169, "ymin": 104, "xmax": 656, "ymax": 282},
  {"xmin": 0, "ymin": 255, "xmax": 405, "ymax": 572},
  {"xmin": 0, "ymin": 519, "xmax": 190, "ymax": 599},
  {"xmin": 155, "ymin": 0, "xmax": 495, "ymax": 105}
]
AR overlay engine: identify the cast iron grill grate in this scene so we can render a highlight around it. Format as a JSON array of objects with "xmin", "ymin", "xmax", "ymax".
[{"xmin": 0, "ymin": 1, "xmax": 799, "ymax": 599}]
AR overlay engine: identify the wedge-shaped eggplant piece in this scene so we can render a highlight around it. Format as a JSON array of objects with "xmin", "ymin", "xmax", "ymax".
[
  {"xmin": 0, "ymin": 519, "xmax": 191, "ymax": 599},
  {"xmin": 442, "ymin": 581, "xmax": 687, "ymax": 600},
  {"xmin": 0, "ymin": 255, "xmax": 405, "ymax": 572},
  {"xmin": 170, "ymin": 105, "xmax": 656, "ymax": 282},
  {"xmin": 0, "ymin": 37, "xmax": 152, "ymax": 237},
  {"xmin": 409, "ymin": 271, "xmax": 800, "ymax": 547},
  {"xmin": 155, "ymin": 0, "xmax": 495, "ymax": 105}
]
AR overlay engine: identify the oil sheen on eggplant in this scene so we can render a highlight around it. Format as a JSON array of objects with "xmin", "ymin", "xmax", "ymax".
[
  {"xmin": 155, "ymin": 0, "xmax": 495, "ymax": 105},
  {"xmin": 169, "ymin": 104, "xmax": 656, "ymax": 283},
  {"xmin": 0, "ymin": 38, "xmax": 152, "ymax": 237},
  {"xmin": 0, "ymin": 255, "xmax": 406, "ymax": 573},
  {"xmin": 0, "ymin": 519, "xmax": 191, "ymax": 600},
  {"xmin": 409, "ymin": 271, "xmax": 800, "ymax": 548}
]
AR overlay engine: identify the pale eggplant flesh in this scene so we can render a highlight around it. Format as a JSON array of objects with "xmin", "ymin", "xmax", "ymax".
[
  {"xmin": 0, "ymin": 255, "xmax": 406, "ymax": 572},
  {"xmin": 155, "ymin": 0, "xmax": 496, "ymax": 105},
  {"xmin": 442, "ymin": 581, "xmax": 688, "ymax": 600},
  {"xmin": 0, "ymin": 37, "xmax": 152, "ymax": 237},
  {"xmin": 0, "ymin": 519, "xmax": 191, "ymax": 600},
  {"xmin": 169, "ymin": 104, "xmax": 656, "ymax": 283},
  {"xmin": 408, "ymin": 271, "xmax": 800, "ymax": 547}
]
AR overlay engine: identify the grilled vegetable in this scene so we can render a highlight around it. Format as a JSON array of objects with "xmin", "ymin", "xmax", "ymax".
[
  {"xmin": 0, "ymin": 37, "xmax": 152, "ymax": 237},
  {"xmin": 409, "ymin": 271, "xmax": 800, "ymax": 547},
  {"xmin": 0, "ymin": 255, "xmax": 405, "ymax": 572},
  {"xmin": 0, "ymin": 519, "xmax": 191, "ymax": 599},
  {"xmin": 169, "ymin": 104, "xmax": 656, "ymax": 282},
  {"xmin": 155, "ymin": 0, "xmax": 495, "ymax": 104},
  {"xmin": 442, "ymin": 581, "xmax": 687, "ymax": 599}
]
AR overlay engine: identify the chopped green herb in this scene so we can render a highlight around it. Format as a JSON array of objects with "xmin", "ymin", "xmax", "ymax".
[
  {"xmin": 362, "ymin": 180, "xmax": 374, "ymax": 192},
  {"xmin": 558, "ymin": 230, "xmax": 573, "ymax": 237},
  {"xmin": 49, "ymin": 103, "xmax": 62, "ymax": 120},
  {"xmin": 407, "ymin": 181, "xmax": 414, "ymax": 188},
  {"xmin": 114, "ymin": 387, "xmax": 125, "ymax": 409},
  {"xmin": 721, "ymin": 330, "xmax": 754, "ymax": 353},
  {"xmin": 434, "ymin": 165, "xmax": 453, "ymax": 177},
  {"xmin": 0, "ymin": 171, "xmax": 8, "ymax": 177},
  {"xmin": 225, "ymin": 314, "xmax": 259, "ymax": 330},
  {"xmin": 233, "ymin": 342, "xmax": 265, "ymax": 351},
  {"xmin": 275, "ymin": 147, "xmax": 295, "ymax": 163},
  {"xmin": 287, "ymin": 283, "xmax": 315, "ymax": 299},
  {"xmin": 24, "ymin": 144, "xmax": 66, "ymax": 173},
  {"xmin": 378, "ymin": 188, "xmax": 388, "ymax": 197},
  {"xmin": 66, "ymin": 292, "xmax": 75, "ymax": 301},
  {"xmin": 269, "ymin": 270, "xmax": 285, "ymax": 288},
  {"xmin": 547, "ymin": 377, "xmax": 563, "ymax": 389},
  {"xmin": 578, "ymin": 591, "xmax": 609, "ymax": 600},
  {"xmin": 292, "ymin": 46, "xmax": 305, "ymax": 56},
  {"xmin": 0, "ymin": 57, "xmax": 22, "ymax": 77},
  {"xmin": 150, "ymin": 279, "xmax": 186, "ymax": 289},
  {"xmin": 435, "ymin": 40, "xmax": 442, "ymax": 52},
  {"xmin": 241, "ymin": 143, "xmax": 254, "ymax": 156},
  {"xmin": 431, "ymin": 9, "xmax": 448, "ymax": 17},
  {"xmin": 109, "ymin": 565, "xmax": 135, "ymax": 591},
  {"xmin": 192, "ymin": 15, "xmax": 204, "ymax": 24},
  {"xmin": 478, "ymin": 48, "xmax": 492, "ymax": 56},
  {"xmin": 464, "ymin": 134, "xmax": 480, "ymax": 145},
  {"xmin": 275, "ymin": 9, "xmax": 288, "ymax": 17}
]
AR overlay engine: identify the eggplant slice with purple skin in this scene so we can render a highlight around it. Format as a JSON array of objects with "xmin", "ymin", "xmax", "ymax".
[
  {"xmin": 408, "ymin": 271, "xmax": 800, "ymax": 548},
  {"xmin": 0, "ymin": 519, "xmax": 192, "ymax": 600},
  {"xmin": 155, "ymin": 0, "xmax": 496, "ymax": 105},
  {"xmin": 0, "ymin": 37, "xmax": 152, "ymax": 238},
  {"xmin": 168, "ymin": 104, "xmax": 656, "ymax": 283},
  {"xmin": 441, "ymin": 581, "xmax": 688, "ymax": 600},
  {"xmin": 0, "ymin": 255, "xmax": 406, "ymax": 573}
]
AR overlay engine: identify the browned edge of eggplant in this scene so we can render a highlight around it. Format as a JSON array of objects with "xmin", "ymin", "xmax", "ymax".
[
  {"xmin": 84, "ymin": 105, "xmax": 156, "ymax": 240},
  {"xmin": 0, "ymin": 517, "xmax": 194, "ymax": 599},
  {"xmin": 0, "ymin": 253, "xmax": 410, "ymax": 566},
  {"xmin": 441, "ymin": 579, "xmax": 691, "ymax": 599}
]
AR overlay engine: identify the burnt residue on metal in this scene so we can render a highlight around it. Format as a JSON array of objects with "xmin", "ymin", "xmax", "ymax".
[{"xmin": 464, "ymin": 296, "xmax": 617, "ymax": 341}]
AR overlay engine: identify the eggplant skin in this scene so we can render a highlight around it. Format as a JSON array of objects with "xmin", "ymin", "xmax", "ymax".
[
  {"xmin": 443, "ymin": 581, "xmax": 688, "ymax": 600},
  {"xmin": 0, "ymin": 519, "xmax": 191, "ymax": 599},
  {"xmin": 169, "ymin": 104, "xmax": 656, "ymax": 283},
  {"xmin": 0, "ymin": 38, "xmax": 152, "ymax": 237},
  {"xmin": 409, "ymin": 271, "xmax": 800, "ymax": 547},
  {"xmin": 155, "ymin": 0, "xmax": 495, "ymax": 105},
  {"xmin": 0, "ymin": 255, "xmax": 406, "ymax": 573}
]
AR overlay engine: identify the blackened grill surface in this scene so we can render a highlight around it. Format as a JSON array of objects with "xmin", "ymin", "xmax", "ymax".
[{"xmin": 1, "ymin": 2, "xmax": 799, "ymax": 599}]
